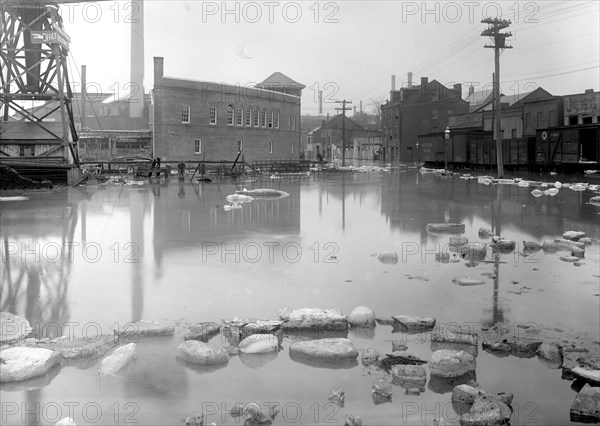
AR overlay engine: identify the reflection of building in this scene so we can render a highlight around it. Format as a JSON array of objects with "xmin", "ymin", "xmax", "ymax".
[
  {"xmin": 0, "ymin": 192, "xmax": 82, "ymax": 336},
  {"xmin": 379, "ymin": 171, "xmax": 600, "ymax": 241},
  {"xmin": 151, "ymin": 57, "xmax": 304, "ymax": 162},
  {"xmin": 151, "ymin": 181, "xmax": 302, "ymax": 258}
]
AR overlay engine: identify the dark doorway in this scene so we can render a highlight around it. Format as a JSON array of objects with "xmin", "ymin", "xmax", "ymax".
[{"xmin": 580, "ymin": 128, "xmax": 598, "ymax": 162}]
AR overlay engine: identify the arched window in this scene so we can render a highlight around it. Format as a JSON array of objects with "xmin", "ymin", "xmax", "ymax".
[
  {"xmin": 226, "ymin": 105, "xmax": 234, "ymax": 125},
  {"xmin": 268, "ymin": 109, "xmax": 273, "ymax": 128},
  {"xmin": 275, "ymin": 110, "xmax": 280, "ymax": 129},
  {"xmin": 291, "ymin": 140, "xmax": 294, "ymax": 154},
  {"xmin": 245, "ymin": 106, "xmax": 251, "ymax": 126},
  {"xmin": 253, "ymin": 107, "xmax": 259, "ymax": 127},
  {"xmin": 261, "ymin": 108, "xmax": 267, "ymax": 127},
  {"xmin": 237, "ymin": 106, "xmax": 243, "ymax": 126}
]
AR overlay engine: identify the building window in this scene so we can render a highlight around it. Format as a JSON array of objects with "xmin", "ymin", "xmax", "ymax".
[
  {"xmin": 261, "ymin": 108, "xmax": 267, "ymax": 127},
  {"xmin": 308, "ymin": 135, "xmax": 313, "ymax": 144},
  {"xmin": 245, "ymin": 106, "xmax": 251, "ymax": 126},
  {"xmin": 237, "ymin": 106, "xmax": 243, "ymax": 126},
  {"xmin": 268, "ymin": 109, "xmax": 273, "ymax": 128},
  {"xmin": 292, "ymin": 115, "xmax": 296, "ymax": 131},
  {"xmin": 288, "ymin": 114, "xmax": 292, "ymax": 130},
  {"xmin": 536, "ymin": 111, "xmax": 542, "ymax": 128},
  {"xmin": 209, "ymin": 107, "xmax": 217, "ymax": 125},
  {"xmin": 432, "ymin": 127, "xmax": 439, "ymax": 133},
  {"xmin": 181, "ymin": 105, "xmax": 190, "ymax": 123},
  {"xmin": 525, "ymin": 113, "xmax": 531, "ymax": 128},
  {"xmin": 395, "ymin": 109, "xmax": 399, "ymax": 120},
  {"xmin": 432, "ymin": 108, "xmax": 439, "ymax": 120},
  {"xmin": 195, "ymin": 138, "xmax": 202, "ymax": 154},
  {"xmin": 227, "ymin": 105, "xmax": 234, "ymax": 125},
  {"xmin": 291, "ymin": 140, "xmax": 294, "ymax": 154},
  {"xmin": 511, "ymin": 129, "xmax": 516, "ymax": 139},
  {"xmin": 447, "ymin": 109, "xmax": 453, "ymax": 117},
  {"xmin": 269, "ymin": 140, "xmax": 273, "ymax": 154},
  {"xmin": 275, "ymin": 110, "xmax": 280, "ymax": 128},
  {"xmin": 238, "ymin": 139, "xmax": 243, "ymax": 152},
  {"xmin": 253, "ymin": 107, "xmax": 259, "ymax": 127}
]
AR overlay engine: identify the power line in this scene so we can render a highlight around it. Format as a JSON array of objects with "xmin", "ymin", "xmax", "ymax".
[{"xmin": 501, "ymin": 65, "xmax": 599, "ymax": 83}]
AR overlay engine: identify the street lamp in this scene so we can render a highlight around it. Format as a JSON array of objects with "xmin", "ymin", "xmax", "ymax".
[
  {"xmin": 416, "ymin": 141, "xmax": 420, "ymax": 163},
  {"xmin": 444, "ymin": 126, "xmax": 451, "ymax": 171}
]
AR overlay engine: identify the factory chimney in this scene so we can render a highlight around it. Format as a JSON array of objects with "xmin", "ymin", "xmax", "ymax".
[{"xmin": 129, "ymin": 0, "xmax": 144, "ymax": 118}]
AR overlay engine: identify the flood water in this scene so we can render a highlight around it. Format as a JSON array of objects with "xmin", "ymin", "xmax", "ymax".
[{"xmin": 1, "ymin": 169, "xmax": 599, "ymax": 425}]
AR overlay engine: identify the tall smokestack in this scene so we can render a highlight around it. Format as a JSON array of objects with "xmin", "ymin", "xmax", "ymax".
[
  {"xmin": 81, "ymin": 65, "xmax": 86, "ymax": 130},
  {"xmin": 391, "ymin": 75, "xmax": 396, "ymax": 91},
  {"xmin": 318, "ymin": 90, "xmax": 323, "ymax": 114},
  {"xmin": 129, "ymin": 0, "xmax": 144, "ymax": 118},
  {"xmin": 407, "ymin": 72, "xmax": 413, "ymax": 88},
  {"xmin": 360, "ymin": 100, "xmax": 363, "ymax": 113}
]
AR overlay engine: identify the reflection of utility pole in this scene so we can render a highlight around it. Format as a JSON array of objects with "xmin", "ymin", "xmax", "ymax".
[
  {"xmin": 491, "ymin": 185, "xmax": 504, "ymax": 325},
  {"xmin": 482, "ymin": 18, "xmax": 512, "ymax": 178},
  {"xmin": 335, "ymin": 100, "xmax": 352, "ymax": 166}
]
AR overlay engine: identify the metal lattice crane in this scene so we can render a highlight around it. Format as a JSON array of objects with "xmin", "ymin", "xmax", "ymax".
[
  {"xmin": 0, "ymin": 1, "xmax": 86, "ymax": 165},
  {"xmin": 1, "ymin": 1, "xmax": 121, "ymax": 169}
]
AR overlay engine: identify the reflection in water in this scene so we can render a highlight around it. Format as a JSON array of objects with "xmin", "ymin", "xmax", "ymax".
[
  {"xmin": 1, "ymin": 193, "xmax": 80, "ymax": 337},
  {"xmin": 130, "ymin": 191, "xmax": 145, "ymax": 323},
  {"xmin": 1, "ymin": 173, "xmax": 599, "ymax": 425}
]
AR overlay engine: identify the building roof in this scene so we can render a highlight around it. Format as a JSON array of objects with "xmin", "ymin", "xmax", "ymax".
[
  {"xmin": 159, "ymin": 76, "xmax": 300, "ymax": 101},
  {"xmin": 256, "ymin": 72, "xmax": 306, "ymax": 89},
  {"xmin": 466, "ymin": 89, "xmax": 494, "ymax": 112},
  {"xmin": 477, "ymin": 87, "xmax": 553, "ymax": 112}
]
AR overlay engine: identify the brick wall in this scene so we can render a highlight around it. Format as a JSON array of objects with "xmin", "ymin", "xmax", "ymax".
[{"xmin": 153, "ymin": 75, "xmax": 301, "ymax": 162}]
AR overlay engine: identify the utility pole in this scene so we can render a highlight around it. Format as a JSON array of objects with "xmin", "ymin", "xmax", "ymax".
[
  {"xmin": 482, "ymin": 18, "xmax": 512, "ymax": 178},
  {"xmin": 335, "ymin": 99, "xmax": 352, "ymax": 166}
]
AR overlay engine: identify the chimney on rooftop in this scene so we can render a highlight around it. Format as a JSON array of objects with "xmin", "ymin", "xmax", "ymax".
[
  {"xmin": 585, "ymin": 89, "xmax": 594, "ymax": 94},
  {"xmin": 421, "ymin": 77, "xmax": 428, "ymax": 101},
  {"xmin": 154, "ymin": 57, "xmax": 164, "ymax": 83},
  {"xmin": 318, "ymin": 90, "xmax": 323, "ymax": 114},
  {"xmin": 392, "ymin": 75, "xmax": 396, "ymax": 91},
  {"xmin": 453, "ymin": 83, "xmax": 462, "ymax": 100},
  {"xmin": 469, "ymin": 85, "xmax": 475, "ymax": 96},
  {"xmin": 407, "ymin": 72, "xmax": 413, "ymax": 88}
]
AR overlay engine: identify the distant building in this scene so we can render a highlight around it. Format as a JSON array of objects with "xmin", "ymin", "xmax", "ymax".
[
  {"xmin": 306, "ymin": 114, "xmax": 381, "ymax": 161},
  {"xmin": 4, "ymin": 92, "xmax": 151, "ymax": 160},
  {"xmin": 151, "ymin": 57, "xmax": 304, "ymax": 162},
  {"xmin": 381, "ymin": 77, "xmax": 468, "ymax": 162},
  {"xmin": 563, "ymin": 90, "xmax": 600, "ymax": 125},
  {"xmin": 535, "ymin": 89, "xmax": 599, "ymax": 165}
]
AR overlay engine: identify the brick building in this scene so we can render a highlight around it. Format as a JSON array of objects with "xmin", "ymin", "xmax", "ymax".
[
  {"xmin": 381, "ymin": 77, "xmax": 468, "ymax": 162},
  {"xmin": 151, "ymin": 57, "xmax": 304, "ymax": 162}
]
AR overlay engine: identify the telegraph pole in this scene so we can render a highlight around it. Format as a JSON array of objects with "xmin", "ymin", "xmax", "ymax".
[
  {"xmin": 335, "ymin": 99, "xmax": 352, "ymax": 166},
  {"xmin": 482, "ymin": 18, "xmax": 512, "ymax": 178}
]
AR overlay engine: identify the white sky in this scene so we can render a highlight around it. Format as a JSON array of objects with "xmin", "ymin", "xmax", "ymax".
[{"xmin": 58, "ymin": 0, "xmax": 600, "ymax": 116}]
